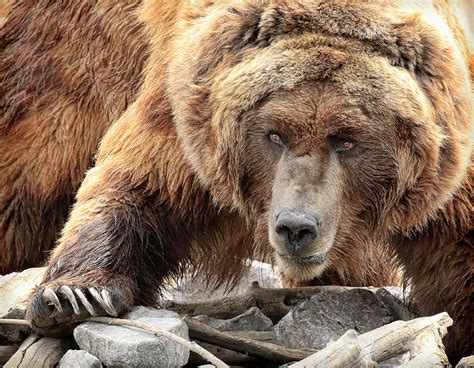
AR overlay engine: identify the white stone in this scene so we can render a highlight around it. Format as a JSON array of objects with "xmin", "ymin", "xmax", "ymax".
[
  {"xmin": 57, "ymin": 350, "xmax": 102, "ymax": 368},
  {"xmin": 74, "ymin": 307, "xmax": 189, "ymax": 368}
]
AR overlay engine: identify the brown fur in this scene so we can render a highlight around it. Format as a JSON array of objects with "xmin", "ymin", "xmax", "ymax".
[
  {"xmin": 0, "ymin": 0, "xmax": 472, "ymax": 361},
  {"xmin": 0, "ymin": 0, "xmax": 148, "ymax": 273}
]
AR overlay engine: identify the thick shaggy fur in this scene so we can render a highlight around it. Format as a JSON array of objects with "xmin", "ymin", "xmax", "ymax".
[
  {"xmin": 0, "ymin": 0, "xmax": 148, "ymax": 272},
  {"xmin": 1, "ymin": 0, "xmax": 472, "ymax": 361}
]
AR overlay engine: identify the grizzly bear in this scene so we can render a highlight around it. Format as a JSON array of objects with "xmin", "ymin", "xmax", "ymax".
[{"xmin": 1, "ymin": 0, "xmax": 472, "ymax": 361}]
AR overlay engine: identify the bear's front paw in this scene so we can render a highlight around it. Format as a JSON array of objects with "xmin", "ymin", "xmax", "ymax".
[{"xmin": 26, "ymin": 284, "xmax": 130, "ymax": 335}]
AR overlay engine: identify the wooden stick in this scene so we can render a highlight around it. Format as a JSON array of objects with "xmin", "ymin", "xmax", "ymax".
[
  {"xmin": 86, "ymin": 317, "xmax": 228, "ymax": 368},
  {"xmin": 0, "ymin": 319, "xmax": 30, "ymax": 326},
  {"xmin": 183, "ymin": 315, "xmax": 313, "ymax": 363}
]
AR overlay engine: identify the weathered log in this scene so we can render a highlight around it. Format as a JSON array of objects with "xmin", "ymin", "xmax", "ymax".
[
  {"xmin": 4, "ymin": 336, "xmax": 73, "ymax": 368},
  {"xmin": 183, "ymin": 315, "xmax": 314, "ymax": 364},
  {"xmin": 289, "ymin": 312, "xmax": 452, "ymax": 367},
  {"xmin": 165, "ymin": 282, "xmax": 372, "ymax": 322},
  {"xmin": 456, "ymin": 355, "xmax": 474, "ymax": 368},
  {"xmin": 3, "ymin": 335, "xmax": 39, "ymax": 368}
]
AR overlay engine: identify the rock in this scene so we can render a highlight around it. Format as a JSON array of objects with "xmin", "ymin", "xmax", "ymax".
[
  {"xmin": 194, "ymin": 307, "xmax": 273, "ymax": 331},
  {"xmin": 0, "ymin": 267, "xmax": 46, "ymax": 342},
  {"xmin": 57, "ymin": 350, "xmax": 102, "ymax": 368},
  {"xmin": 375, "ymin": 287, "xmax": 415, "ymax": 321},
  {"xmin": 0, "ymin": 267, "xmax": 46, "ymax": 315},
  {"xmin": 74, "ymin": 307, "xmax": 189, "ymax": 368},
  {"xmin": 273, "ymin": 289, "xmax": 394, "ymax": 350},
  {"xmin": 457, "ymin": 355, "xmax": 474, "ymax": 368},
  {"xmin": 162, "ymin": 260, "xmax": 281, "ymax": 302}
]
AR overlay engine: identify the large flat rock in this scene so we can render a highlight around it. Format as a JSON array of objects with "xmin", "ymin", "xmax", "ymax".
[
  {"xmin": 74, "ymin": 307, "xmax": 189, "ymax": 368},
  {"xmin": 273, "ymin": 288, "xmax": 394, "ymax": 350}
]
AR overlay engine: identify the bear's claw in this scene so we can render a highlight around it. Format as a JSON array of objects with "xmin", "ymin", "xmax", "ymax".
[
  {"xmin": 74, "ymin": 288, "xmax": 97, "ymax": 316},
  {"xmin": 58, "ymin": 286, "xmax": 80, "ymax": 315},
  {"xmin": 88, "ymin": 287, "xmax": 118, "ymax": 316},
  {"xmin": 42, "ymin": 288, "xmax": 63, "ymax": 313},
  {"xmin": 40, "ymin": 286, "xmax": 118, "ymax": 319}
]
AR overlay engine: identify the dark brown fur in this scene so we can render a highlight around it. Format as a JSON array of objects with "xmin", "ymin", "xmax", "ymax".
[{"xmin": 0, "ymin": 0, "xmax": 472, "ymax": 361}]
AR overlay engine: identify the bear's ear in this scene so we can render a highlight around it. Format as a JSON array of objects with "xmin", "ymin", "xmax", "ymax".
[
  {"xmin": 387, "ymin": 14, "xmax": 461, "ymax": 79},
  {"xmin": 204, "ymin": 2, "xmax": 288, "ymax": 53}
]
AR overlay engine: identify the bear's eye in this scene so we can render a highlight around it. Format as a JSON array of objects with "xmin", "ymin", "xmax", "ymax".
[
  {"xmin": 268, "ymin": 132, "xmax": 284, "ymax": 146},
  {"xmin": 334, "ymin": 138, "xmax": 355, "ymax": 152}
]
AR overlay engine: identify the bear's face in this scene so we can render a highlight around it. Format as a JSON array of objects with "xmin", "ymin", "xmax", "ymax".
[
  {"xmin": 166, "ymin": 1, "xmax": 472, "ymax": 280},
  {"xmin": 240, "ymin": 57, "xmax": 436, "ymax": 279}
]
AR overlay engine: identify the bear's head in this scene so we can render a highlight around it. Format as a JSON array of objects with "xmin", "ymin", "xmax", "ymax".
[{"xmin": 164, "ymin": 0, "xmax": 472, "ymax": 280}]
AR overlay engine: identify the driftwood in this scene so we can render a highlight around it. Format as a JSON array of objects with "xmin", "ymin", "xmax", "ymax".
[
  {"xmin": 4, "ymin": 335, "xmax": 73, "ymax": 368},
  {"xmin": 289, "ymin": 312, "xmax": 452, "ymax": 367},
  {"xmin": 456, "ymin": 355, "xmax": 474, "ymax": 368},
  {"xmin": 183, "ymin": 315, "xmax": 314, "ymax": 364},
  {"xmin": 165, "ymin": 282, "xmax": 367, "ymax": 322}
]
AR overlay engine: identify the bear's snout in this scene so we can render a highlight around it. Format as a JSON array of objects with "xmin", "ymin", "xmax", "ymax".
[{"xmin": 274, "ymin": 211, "xmax": 319, "ymax": 254}]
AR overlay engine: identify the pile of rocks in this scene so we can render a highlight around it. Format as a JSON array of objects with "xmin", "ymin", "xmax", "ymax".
[{"xmin": 1, "ymin": 263, "xmax": 472, "ymax": 367}]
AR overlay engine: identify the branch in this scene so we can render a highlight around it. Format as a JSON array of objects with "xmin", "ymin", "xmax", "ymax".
[{"xmin": 0, "ymin": 319, "xmax": 29, "ymax": 326}]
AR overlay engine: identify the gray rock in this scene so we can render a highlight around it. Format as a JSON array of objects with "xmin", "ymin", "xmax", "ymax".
[
  {"xmin": 194, "ymin": 307, "xmax": 273, "ymax": 331},
  {"xmin": 375, "ymin": 287, "xmax": 415, "ymax": 321},
  {"xmin": 273, "ymin": 289, "xmax": 394, "ymax": 350},
  {"xmin": 74, "ymin": 307, "xmax": 189, "ymax": 368},
  {"xmin": 0, "ymin": 267, "xmax": 46, "ymax": 342},
  {"xmin": 57, "ymin": 350, "xmax": 102, "ymax": 368}
]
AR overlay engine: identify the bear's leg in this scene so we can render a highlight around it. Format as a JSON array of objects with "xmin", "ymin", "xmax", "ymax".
[
  {"xmin": 26, "ymin": 189, "xmax": 189, "ymax": 333},
  {"xmin": 26, "ymin": 107, "xmax": 206, "ymax": 333}
]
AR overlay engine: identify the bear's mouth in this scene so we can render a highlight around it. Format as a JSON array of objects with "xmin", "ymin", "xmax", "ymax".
[{"xmin": 277, "ymin": 251, "xmax": 327, "ymax": 265}]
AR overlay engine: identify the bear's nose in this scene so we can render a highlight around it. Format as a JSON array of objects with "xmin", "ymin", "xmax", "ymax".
[{"xmin": 275, "ymin": 211, "xmax": 319, "ymax": 253}]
